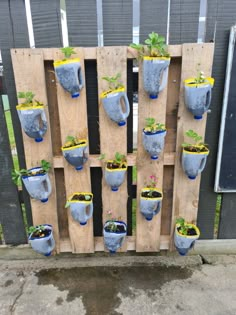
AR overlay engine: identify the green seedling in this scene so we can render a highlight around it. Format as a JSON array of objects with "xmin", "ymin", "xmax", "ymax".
[
  {"xmin": 194, "ymin": 70, "xmax": 206, "ymax": 84},
  {"xmin": 63, "ymin": 136, "xmax": 84, "ymax": 148},
  {"xmin": 176, "ymin": 217, "xmax": 189, "ymax": 236},
  {"xmin": 144, "ymin": 117, "xmax": 165, "ymax": 133},
  {"xmin": 182, "ymin": 130, "xmax": 207, "ymax": 152},
  {"xmin": 28, "ymin": 225, "xmax": 46, "ymax": 236},
  {"xmin": 60, "ymin": 46, "xmax": 76, "ymax": 59},
  {"xmin": 113, "ymin": 152, "xmax": 126, "ymax": 168},
  {"xmin": 102, "ymin": 73, "xmax": 124, "ymax": 90},
  {"xmin": 17, "ymin": 92, "xmax": 42, "ymax": 107}
]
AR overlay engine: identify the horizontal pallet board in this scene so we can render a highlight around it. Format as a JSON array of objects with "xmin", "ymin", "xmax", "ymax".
[{"xmin": 11, "ymin": 44, "xmax": 214, "ymax": 253}]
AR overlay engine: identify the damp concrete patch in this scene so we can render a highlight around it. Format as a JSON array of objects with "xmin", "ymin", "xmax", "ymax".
[{"xmin": 36, "ymin": 266, "xmax": 193, "ymax": 315}]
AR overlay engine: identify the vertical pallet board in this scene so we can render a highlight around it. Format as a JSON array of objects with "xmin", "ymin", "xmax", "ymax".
[
  {"xmin": 97, "ymin": 47, "xmax": 128, "ymax": 251},
  {"xmin": 171, "ymin": 43, "xmax": 214, "ymax": 245},
  {"xmin": 53, "ymin": 48, "xmax": 94, "ymax": 253},
  {"xmin": 136, "ymin": 60, "xmax": 168, "ymax": 252},
  {"xmin": 11, "ymin": 49, "xmax": 60, "ymax": 252}
]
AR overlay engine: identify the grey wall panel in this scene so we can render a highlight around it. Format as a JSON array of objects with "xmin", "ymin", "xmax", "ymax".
[
  {"xmin": 103, "ymin": 0, "xmax": 133, "ymax": 46},
  {"xmin": 140, "ymin": 0, "xmax": 168, "ymax": 43},
  {"xmin": 31, "ymin": 0, "xmax": 63, "ymax": 47},
  {"xmin": 198, "ymin": 0, "xmax": 236, "ymax": 239},
  {"xmin": 0, "ymin": 0, "xmax": 32, "ymax": 234},
  {"xmin": 169, "ymin": 0, "xmax": 200, "ymax": 44},
  {"xmin": 66, "ymin": 0, "xmax": 98, "ymax": 47}
]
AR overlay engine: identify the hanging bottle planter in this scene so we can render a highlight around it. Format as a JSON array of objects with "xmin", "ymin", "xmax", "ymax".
[
  {"xmin": 54, "ymin": 47, "xmax": 83, "ymax": 98},
  {"xmin": 140, "ymin": 187, "xmax": 162, "ymax": 221},
  {"xmin": 28, "ymin": 224, "xmax": 55, "ymax": 256},
  {"xmin": 101, "ymin": 73, "xmax": 130, "ymax": 126},
  {"xmin": 12, "ymin": 160, "xmax": 52, "ymax": 203},
  {"xmin": 102, "ymin": 152, "xmax": 127, "ymax": 191},
  {"xmin": 182, "ymin": 130, "xmax": 209, "ymax": 180},
  {"xmin": 16, "ymin": 92, "xmax": 47, "ymax": 142},
  {"xmin": 130, "ymin": 32, "xmax": 170, "ymax": 99},
  {"xmin": 174, "ymin": 218, "xmax": 200, "ymax": 256},
  {"xmin": 62, "ymin": 136, "xmax": 88, "ymax": 171},
  {"xmin": 142, "ymin": 118, "xmax": 166, "ymax": 160},
  {"xmin": 103, "ymin": 220, "xmax": 127, "ymax": 253},
  {"xmin": 65, "ymin": 192, "xmax": 93, "ymax": 225},
  {"xmin": 184, "ymin": 72, "xmax": 214, "ymax": 120}
]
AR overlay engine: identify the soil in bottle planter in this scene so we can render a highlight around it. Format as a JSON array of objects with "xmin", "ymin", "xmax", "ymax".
[
  {"xmin": 177, "ymin": 227, "xmax": 197, "ymax": 236},
  {"xmin": 63, "ymin": 141, "xmax": 86, "ymax": 149},
  {"xmin": 105, "ymin": 223, "xmax": 126, "ymax": 233},
  {"xmin": 31, "ymin": 228, "xmax": 51, "ymax": 239},
  {"xmin": 71, "ymin": 194, "xmax": 92, "ymax": 201},
  {"xmin": 184, "ymin": 146, "xmax": 208, "ymax": 153},
  {"xmin": 141, "ymin": 191, "xmax": 162, "ymax": 199},
  {"xmin": 106, "ymin": 162, "xmax": 126, "ymax": 170}
]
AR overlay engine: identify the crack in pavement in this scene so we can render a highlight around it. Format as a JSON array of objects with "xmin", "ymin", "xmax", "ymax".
[{"xmin": 9, "ymin": 276, "xmax": 26, "ymax": 314}]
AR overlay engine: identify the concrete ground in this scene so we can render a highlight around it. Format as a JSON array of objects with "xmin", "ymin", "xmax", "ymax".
[{"xmin": 1, "ymin": 253, "xmax": 236, "ymax": 315}]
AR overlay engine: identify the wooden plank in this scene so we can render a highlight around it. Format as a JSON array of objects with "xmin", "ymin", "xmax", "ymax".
[
  {"xmin": 11, "ymin": 49, "xmax": 60, "ymax": 252},
  {"xmin": 54, "ymin": 48, "xmax": 94, "ymax": 253},
  {"xmin": 59, "ymin": 235, "xmax": 170, "ymax": 252},
  {"xmin": 97, "ymin": 46, "xmax": 128, "ymax": 251},
  {"xmin": 53, "ymin": 152, "xmax": 176, "ymax": 168},
  {"xmin": 170, "ymin": 43, "xmax": 215, "ymax": 248},
  {"xmin": 136, "ymin": 63, "xmax": 168, "ymax": 252}
]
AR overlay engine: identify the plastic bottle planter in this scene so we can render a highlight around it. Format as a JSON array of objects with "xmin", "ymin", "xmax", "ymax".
[
  {"xmin": 174, "ymin": 223, "xmax": 200, "ymax": 256},
  {"xmin": 103, "ymin": 221, "xmax": 127, "ymax": 253},
  {"xmin": 54, "ymin": 58, "xmax": 83, "ymax": 98},
  {"xmin": 28, "ymin": 224, "xmax": 55, "ymax": 256},
  {"xmin": 22, "ymin": 167, "xmax": 52, "ymax": 202},
  {"xmin": 100, "ymin": 88, "xmax": 130, "ymax": 126},
  {"xmin": 142, "ymin": 128, "xmax": 167, "ymax": 160},
  {"xmin": 16, "ymin": 104, "xmax": 47, "ymax": 142},
  {"xmin": 143, "ymin": 56, "xmax": 171, "ymax": 99},
  {"xmin": 104, "ymin": 162, "xmax": 127, "ymax": 191},
  {"xmin": 182, "ymin": 147, "xmax": 209, "ymax": 180},
  {"xmin": 140, "ymin": 188, "xmax": 163, "ymax": 221},
  {"xmin": 184, "ymin": 78, "xmax": 214, "ymax": 120},
  {"xmin": 62, "ymin": 140, "xmax": 88, "ymax": 171},
  {"xmin": 67, "ymin": 192, "xmax": 93, "ymax": 225}
]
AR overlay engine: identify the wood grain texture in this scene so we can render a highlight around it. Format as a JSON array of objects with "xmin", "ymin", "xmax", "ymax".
[
  {"xmin": 97, "ymin": 46, "xmax": 128, "ymax": 251},
  {"xmin": 11, "ymin": 49, "xmax": 60, "ymax": 252},
  {"xmin": 170, "ymin": 43, "xmax": 215, "ymax": 248},
  {"xmin": 54, "ymin": 48, "xmax": 94, "ymax": 253},
  {"xmin": 136, "ymin": 61, "xmax": 168, "ymax": 252}
]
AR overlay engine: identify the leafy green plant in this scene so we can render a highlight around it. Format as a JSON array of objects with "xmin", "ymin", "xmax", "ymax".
[
  {"xmin": 60, "ymin": 46, "xmax": 76, "ymax": 59},
  {"xmin": 105, "ymin": 210, "xmax": 121, "ymax": 232},
  {"xmin": 144, "ymin": 118, "xmax": 165, "ymax": 133},
  {"xmin": 65, "ymin": 194, "xmax": 91, "ymax": 208},
  {"xmin": 12, "ymin": 160, "xmax": 51, "ymax": 186},
  {"xmin": 176, "ymin": 217, "xmax": 190, "ymax": 236},
  {"xmin": 182, "ymin": 130, "xmax": 208, "ymax": 152},
  {"xmin": 130, "ymin": 32, "xmax": 169, "ymax": 58},
  {"xmin": 194, "ymin": 71, "xmax": 206, "ymax": 84},
  {"xmin": 63, "ymin": 136, "xmax": 85, "ymax": 148},
  {"xmin": 98, "ymin": 152, "xmax": 126, "ymax": 168},
  {"xmin": 28, "ymin": 225, "xmax": 46, "ymax": 236},
  {"xmin": 102, "ymin": 73, "xmax": 124, "ymax": 90},
  {"xmin": 17, "ymin": 92, "xmax": 42, "ymax": 107}
]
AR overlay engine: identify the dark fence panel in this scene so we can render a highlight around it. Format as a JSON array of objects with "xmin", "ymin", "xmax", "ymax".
[
  {"xmin": 103, "ymin": 0, "xmax": 133, "ymax": 46},
  {"xmin": 0, "ymin": 96, "xmax": 26, "ymax": 244},
  {"xmin": 199, "ymin": 0, "xmax": 236, "ymax": 239},
  {"xmin": 169, "ymin": 0, "xmax": 200, "ymax": 44},
  {"xmin": 31, "ymin": 0, "xmax": 62, "ymax": 47},
  {"xmin": 66, "ymin": 0, "xmax": 98, "ymax": 47},
  {"xmin": 140, "ymin": 0, "xmax": 168, "ymax": 42},
  {"xmin": 0, "ymin": 0, "xmax": 32, "ymax": 232}
]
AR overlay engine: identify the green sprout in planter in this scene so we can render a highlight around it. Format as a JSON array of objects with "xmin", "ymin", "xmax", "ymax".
[
  {"xmin": 63, "ymin": 135, "xmax": 84, "ymax": 148},
  {"xmin": 130, "ymin": 32, "xmax": 170, "ymax": 59},
  {"xmin": 98, "ymin": 152, "xmax": 126, "ymax": 168},
  {"xmin": 106, "ymin": 210, "xmax": 121, "ymax": 232},
  {"xmin": 17, "ymin": 91, "xmax": 42, "ymax": 107},
  {"xmin": 102, "ymin": 73, "xmax": 124, "ymax": 90},
  {"xmin": 12, "ymin": 159, "xmax": 51, "ymax": 186},
  {"xmin": 28, "ymin": 225, "xmax": 46, "ymax": 236},
  {"xmin": 194, "ymin": 71, "xmax": 206, "ymax": 84},
  {"xmin": 60, "ymin": 46, "xmax": 76, "ymax": 60},
  {"xmin": 144, "ymin": 118, "xmax": 166, "ymax": 133},
  {"xmin": 182, "ymin": 130, "xmax": 208, "ymax": 152},
  {"xmin": 65, "ymin": 194, "xmax": 91, "ymax": 208},
  {"xmin": 176, "ymin": 217, "xmax": 189, "ymax": 236}
]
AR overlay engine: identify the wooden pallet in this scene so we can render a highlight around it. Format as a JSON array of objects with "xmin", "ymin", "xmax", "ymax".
[{"xmin": 11, "ymin": 43, "xmax": 214, "ymax": 253}]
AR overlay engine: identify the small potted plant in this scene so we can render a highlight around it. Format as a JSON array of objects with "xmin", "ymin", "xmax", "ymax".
[
  {"xmin": 142, "ymin": 118, "xmax": 167, "ymax": 160},
  {"xmin": 130, "ymin": 32, "xmax": 170, "ymax": 99},
  {"xmin": 65, "ymin": 192, "xmax": 93, "ymax": 225},
  {"xmin": 99, "ymin": 152, "xmax": 127, "ymax": 191},
  {"xmin": 174, "ymin": 217, "xmax": 200, "ymax": 256},
  {"xmin": 184, "ymin": 71, "xmax": 214, "ymax": 119},
  {"xmin": 12, "ymin": 160, "xmax": 52, "ymax": 202},
  {"xmin": 28, "ymin": 224, "xmax": 55, "ymax": 256},
  {"xmin": 16, "ymin": 91, "xmax": 47, "ymax": 142},
  {"xmin": 61, "ymin": 136, "xmax": 88, "ymax": 171},
  {"xmin": 140, "ymin": 175, "xmax": 163, "ymax": 221},
  {"xmin": 53, "ymin": 47, "xmax": 84, "ymax": 98},
  {"xmin": 182, "ymin": 130, "xmax": 209, "ymax": 180},
  {"xmin": 100, "ymin": 73, "xmax": 130, "ymax": 126},
  {"xmin": 103, "ymin": 210, "xmax": 127, "ymax": 253}
]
